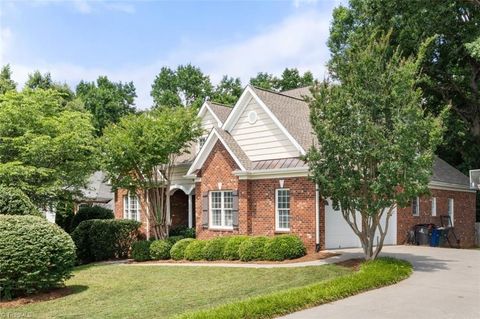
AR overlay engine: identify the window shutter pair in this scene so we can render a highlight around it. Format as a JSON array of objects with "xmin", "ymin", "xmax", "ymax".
[{"xmin": 201, "ymin": 190, "xmax": 239, "ymax": 229}]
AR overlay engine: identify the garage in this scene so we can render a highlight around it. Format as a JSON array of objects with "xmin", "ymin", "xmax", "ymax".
[{"xmin": 324, "ymin": 199, "xmax": 397, "ymax": 249}]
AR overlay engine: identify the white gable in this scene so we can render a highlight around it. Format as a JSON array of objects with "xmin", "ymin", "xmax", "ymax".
[
  {"xmin": 201, "ymin": 109, "xmax": 219, "ymax": 132},
  {"xmin": 230, "ymin": 96, "xmax": 299, "ymax": 161}
]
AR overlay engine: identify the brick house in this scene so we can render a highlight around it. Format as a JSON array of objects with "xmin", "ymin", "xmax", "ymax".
[{"xmin": 114, "ymin": 85, "xmax": 477, "ymax": 250}]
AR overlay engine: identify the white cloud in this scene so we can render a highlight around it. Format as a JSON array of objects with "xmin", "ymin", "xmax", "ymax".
[
  {"xmin": 72, "ymin": 0, "xmax": 92, "ymax": 14},
  {"xmin": 6, "ymin": 10, "xmax": 332, "ymax": 109},
  {"xmin": 292, "ymin": 0, "xmax": 319, "ymax": 8},
  {"xmin": 0, "ymin": 27, "xmax": 13, "ymax": 65}
]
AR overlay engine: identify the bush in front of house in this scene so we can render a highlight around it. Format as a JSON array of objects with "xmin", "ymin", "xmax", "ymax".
[
  {"xmin": 0, "ymin": 186, "xmax": 41, "ymax": 217},
  {"xmin": 0, "ymin": 215, "xmax": 76, "ymax": 299},
  {"xmin": 70, "ymin": 205, "xmax": 114, "ymax": 232},
  {"xmin": 131, "ymin": 240, "xmax": 153, "ymax": 262},
  {"xmin": 239, "ymin": 236, "xmax": 268, "ymax": 262},
  {"xmin": 150, "ymin": 240, "xmax": 172, "ymax": 260},
  {"xmin": 203, "ymin": 237, "xmax": 230, "ymax": 261},
  {"xmin": 264, "ymin": 235, "xmax": 306, "ymax": 261},
  {"xmin": 167, "ymin": 235, "xmax": 185, "ymax": 245},
  {"xmin": 169, "ymin": 226, "xmax": 196, "ymax": 238},
  {"xmin": 223, "ymin": 236, "xmax": 249, "ymax": 260},
  {"xmin": 184, "ymin": 240, "xmax": 207, "ymax": 261},
  {"xmin": 72, "ymin": 219, "xmax": 141, "ymax": 264},
  {"xmin": 170, "ymin": 238, "xmax": 195, "ymax": 260}
]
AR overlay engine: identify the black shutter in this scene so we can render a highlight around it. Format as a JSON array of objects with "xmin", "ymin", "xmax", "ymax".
[
  {"xmin": 232, "ymin": 190, "xmax": 239, "ymax": 228},
  {"xmin": 202, "ymin": 192, "xmax": 209, "ymax": 228}
]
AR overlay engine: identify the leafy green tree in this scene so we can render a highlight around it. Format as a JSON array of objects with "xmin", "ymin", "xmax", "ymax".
[
  {"xmin": 151, "ymin": 64, "xmax": 213, "ymax": 109},
  {"xmin": 25, "ymin": 71, "xmax": 74, "ymax": 102},
  {"xmin": 76, "ymin": 76, "xmax": 136, "ymax": 135},
  {"xmin": 249, "ymin": 72, "xmax": 277, "ymax": 90},
  {"xmin": 276, "ymin": 68, "xmax": 314, "ymax": 91},
  {"xmin": 306, "ymin": 33, "xmax": 443, "ymax": 260},
  {"xmin": 0, "ymin": 89, "xmax": 97, "ymax": 207},
  {"xmin": 328, "ymin": 0, "xmax": 479, "ymax": 173},
  {"xmin": 0, "ymin": 64, "xmax": 17, "ymax": 94},
  {"xmin": 211, "ymin": 75, "xmax": 242, "ymax": 105},
  {"xmin": 101, "ymin": 108, "xmax": 202, "ymax": 239}
]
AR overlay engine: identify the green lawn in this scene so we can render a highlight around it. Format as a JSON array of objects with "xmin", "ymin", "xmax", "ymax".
[{"xmin": 1, "ymin": 263, "xmax": 351, "ymax": 319}]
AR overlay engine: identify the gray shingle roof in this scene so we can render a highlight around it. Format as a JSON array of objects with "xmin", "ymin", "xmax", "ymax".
[
  {"xmin": 79, "ymin": 171, "xmax": 113, "ymax": 202},
  {"xmin": 251, "ymin": 86, "xmax": 317, "ymax": 151},
  {"xmin": 281, "ymin": 86, "xmax": 313, "ymax": 100},
  {"xmin": 215, "ymin": 127, "xmax": 252, "ymax": 170},
  {"xmin": 207, "ymin": 101, "xmax": 232, "ymax": 123},
  {"xmin": 431, "ymin": 157, "xmax": 470, "ymax": 187}
]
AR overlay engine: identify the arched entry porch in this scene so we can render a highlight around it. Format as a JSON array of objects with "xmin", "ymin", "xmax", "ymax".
[{"xmin": 169, "ymin": 185, "xmax": 195, "ymax": 229}]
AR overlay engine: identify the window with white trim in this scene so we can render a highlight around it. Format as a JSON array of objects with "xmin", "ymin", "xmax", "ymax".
[
  {"xmin": 276, "ymin": 189, "xmax": 290, "ymax": 231},
  {"xmin": 431, "ymin": 197, "xmax": 437, "ymax": 216},
  {"xmin": 412, "ymin": 197, "xmax": 420, "ymax": 216},
  {"xmin": 448, "ymin": 198, "xmax": 454, "ymax": 226},
  {"xmin": 197, "ymin": 136, "xmax": 207, "ymax": 154},
  {"xmin": 123, "ymin": 193, "xmax": 140, "ymax": 221},
  {"xmin": 210, "ymin": 191, "xmax": 233, "ymax": 228}
]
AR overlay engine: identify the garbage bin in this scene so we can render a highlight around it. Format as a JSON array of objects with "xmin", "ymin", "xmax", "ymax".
[
  {"xmin": 415, "ymin": 224, "xmax": 431, "ymax": 245},
  {"xmin": 430, "ymin": 228, "xmax": 441, "ymax": 247}
]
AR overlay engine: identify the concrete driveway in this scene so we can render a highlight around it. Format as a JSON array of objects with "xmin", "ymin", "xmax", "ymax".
[{"xmin": 280, "ymin": 246, "xmax": 480, "ymax": 319}]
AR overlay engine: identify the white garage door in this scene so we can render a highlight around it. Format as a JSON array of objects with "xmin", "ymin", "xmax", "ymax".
[{"xmin": 325, "ymin": 199, "xmax": 397, "ymax": 249}]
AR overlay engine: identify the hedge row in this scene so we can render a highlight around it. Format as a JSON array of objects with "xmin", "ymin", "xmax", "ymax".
[
  {"xmin": 131, "ymin": 235, "xmax": 306, "ymax": 262},
  {"xmin": 71, "ymin": 219, "xmax": 141, "ymax": 264}
]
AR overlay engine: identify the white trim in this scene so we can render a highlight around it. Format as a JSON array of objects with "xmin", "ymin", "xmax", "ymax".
[
  {"xmin": 448, "ymin": 198, "xmax": 454, "ymax": 226},
  {"xmin": 275, "ymin": 188, "xmax": 291, "ymax": 232},
  {"xmin": 412, "ymin": 197, "xmax": 420, "ymax": 216},
  {"xmin": 123, "ymin": 192, "xmax": 140, "ymax": 222},
  {"xmin": 234, "ymin": 167, "xmax": 309, "ymax": 180},
  {"xmin": 315, "ymin": 184, "xmax": 320, "ymax": 249},
  {"xmin": 188, "ymin": 194, "xmax": 193, "ymax": 228},
  {"xmin": 428, "ymin": 181, "xmax": 476, "ymax": 193},
  {"xmin": 198, "ymin": 101, "xmax": 223, "ymax": 127},
  {"xmin": 209, "ymin": 190, "xmax": 234, "ymax": 230},
  {"xmin": 469, "ymin": 169, "xmax": 480, "ymax": 190},
  {"xmin": 187, "ymin": 127, "xmax": 247, "ymax": 176},
  {"xmin": 431, "ymin": 197, "xmax": 437, "ymax": 217},
  {"xmin": 222, "ymin": 85, "xmax": 306, "ymax": 156}
]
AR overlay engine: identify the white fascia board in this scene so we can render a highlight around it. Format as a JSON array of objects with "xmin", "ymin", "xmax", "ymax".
[
  {"xmin": 223, "ymin": 85, "xmax": 306, "ymax": 156},
  {"xmin": 186, "ymin": 128, "xmax": 246, "ymax": 176},
  {"xmin": 198, "ymin": 102, "xmax": 223, "ymax": 127},
  {"xmin": 233, "ymin": 167, "xmax": 309, "ymax": 180},
  {"xmin": 428, "ymin": 181, "xmax": 476, "ymax": 193}
]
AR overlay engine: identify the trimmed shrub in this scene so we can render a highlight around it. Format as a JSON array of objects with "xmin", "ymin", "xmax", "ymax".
[
  {"xmin": 131, "ymin": 240, "xmax": 153, "ymax": 262},
  {"xmin": 70, "ymin": 205, "xmax": 114, "ymax": 231},
  {"xmin": 170, "ymin": 226, "xmax": 196, "ymax": 238},
  {"xmin": 170, "ymin": 238, "xmax": 195, "ymax": 260},
  {"xmin": 55, "ymin": 201, "xmax": 75, "ymax": 232},
  {"xmin": 0, "ymin": 215, "xmax": 75, "ymax": 299},
  {"xmin": 167, "ymin": 235, "xmax": 184, "ymax": 245},
  {"xmin": 0, "ymin": 186, "xmax": 41, "ymax": 217},
  {"xmin": 203, "ymin": 237, "xmax": 229, "ymax": 261},
  {"xmin": 150, "ymin": 240, "xmax": 172, "ymax": 260},
  {"xmin": 72, "ymin": 219, "xmax": 141, "ymax": 264},
  {"xmin": 239, "ymin": 236, "xmax": 268, "ymax": 261},
  {"xmin": 223, "ymin": 236, "xmax": 249, "ymax": 260},
  {"xmin": 264, "ymin": 235, "xmax": 306, "ymax": 261},
  {"xmin": 184, "ymin": 240, "xmax": 207, "ymax": 261}
]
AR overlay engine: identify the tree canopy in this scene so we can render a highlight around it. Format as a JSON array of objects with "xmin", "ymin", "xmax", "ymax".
[
  {"xmin": 306, "ymin": 32, "xmax": 443, "ymax": 260},
  {"xmin": 249, "ymin": 68, "xmax": 314, "ymax": 92},
  {"xmin": 0, "ymin": 89, "xmax": 97, "ymax": 207},
  {"xmin": 0, "ymin": 65, "xmax": 17, "ymax": 95},
  {"xmin": 328, "ymin": 0, "xmax": 479, "ymax": 173},
  {"xmin": 76, "ymin": 76, "xmax": 137, "ymax": 135},
  {"xmin": 211, "ymin": 75, "xmax": 243, "ymax": 105},
  {"xmin": 25, "ymin": 71, "xmax": 75, "ymax": 102}
]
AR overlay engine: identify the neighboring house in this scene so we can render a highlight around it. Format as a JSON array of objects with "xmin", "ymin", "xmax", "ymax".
[
  {"xmin": 114, "ymin": 85, "xmax": 477, "ymax": 250},
  {"xmin": 75, "ymin": 171, "xmax": 114, "ymax": 212}
]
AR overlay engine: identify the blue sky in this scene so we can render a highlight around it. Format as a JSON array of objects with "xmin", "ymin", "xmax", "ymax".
[{"xmin": 0, "ymin": 0, "xmax": 343, "ymax": 108}]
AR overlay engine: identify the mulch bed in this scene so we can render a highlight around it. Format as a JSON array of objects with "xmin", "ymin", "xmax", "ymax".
[
  {"xmin": 0, "ymin": 287, "xmax": 73, "ymax": 308},
  {"xmin": 127, "ymin": 251, "xmax": 340, "ymax": 265}
]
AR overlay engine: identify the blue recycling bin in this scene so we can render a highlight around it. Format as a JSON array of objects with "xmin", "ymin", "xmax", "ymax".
[{"xmin": 430, "ymin": 228, "xmax": 441, "ymax": 247}]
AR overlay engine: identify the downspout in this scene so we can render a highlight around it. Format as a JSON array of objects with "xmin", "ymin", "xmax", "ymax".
[{"xmin": 315, "ymin": 184, "xmax": 320, "ymax": 252}]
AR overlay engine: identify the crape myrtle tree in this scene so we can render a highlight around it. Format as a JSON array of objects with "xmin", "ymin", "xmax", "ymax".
[
  {"xmin": 101, "ymin": 107, "xmax": 202, "ymax": 239},
  {"xmin": 306, "ymin": 32, "xmax": 444, "ymax": 260}
]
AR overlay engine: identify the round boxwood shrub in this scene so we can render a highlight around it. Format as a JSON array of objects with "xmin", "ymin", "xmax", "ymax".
[
  {"xmin": 150, "ymin": 240, "xmax": 172, "ymax": 260},
  {"xmin": 223, "ymin": 236, "xmax": 249, "ymax": 260},
  {"xmin": 167, "ymin": 235, "xmax": 184, "ymax": 245},
  {"xmin": 170, "ymin": 238, "xmax": 195, "ymax": 260},
  {"xmin": 0, "ymin": 215, "xmax": 76, "ymax": 299},
  {"xmin": 264, "ymin": 235, "xmax": 306, "ymax": 261},
  {"xmin": 239, "ymin": 236, "xmax": 268, "ymax": 261},
  {"xmin": 70, "ymin": 205, "xmax": 114, "ymax": 231},
  {"xmin": 131, "ymin": 240, "xmax": 153, "ymax": 262},
  {"xmin": 0, "ymin": 186, "xmax": 41, "ymax": 217},
  {"xmin": 184, "ymin": 240, "xmax": 207, "ymax": 261},
  {"xmin": 203, "ymin": 237, "xmax": 229, "ymax": 261}
]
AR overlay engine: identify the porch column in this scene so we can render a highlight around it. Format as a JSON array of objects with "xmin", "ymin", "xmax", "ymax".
[{"xmin": 188, "ymin": 193, "xmax": 193, "ymax": 228}]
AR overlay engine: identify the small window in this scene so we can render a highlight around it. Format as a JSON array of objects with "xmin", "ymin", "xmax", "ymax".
[
  {"xmin": 412, "ymin": 197, "xmax": 420, "ymax": 216},
  {"xmin": 448, "ymin": 198, "xmax": 454, "ymax": 226},
  {"xmin": 431, "ymin": 197, "xmax": 437, "ymax": 216},
  {"xmin": 210, "ymin": 191, "xmax": 233, "ymax": 229},
  {"xmin": 276, "ymin": 189, "xmax": 290, "ymax": 231},
  {"xmin": 123, "ymin": 193, "xmax": 140, "ymax": 221},
  {"xmin": 197, "ymin": 136, "xmax": 207, "ymax": 153}
]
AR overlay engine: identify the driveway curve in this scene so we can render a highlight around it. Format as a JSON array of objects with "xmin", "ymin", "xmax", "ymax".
[{"xmin": 280, "ymin": 246, "xmax": 480, "ymax": 319}]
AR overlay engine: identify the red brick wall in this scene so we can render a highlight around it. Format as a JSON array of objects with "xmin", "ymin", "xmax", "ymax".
[
  {"xmin": 396, "ymin": 189, "xmax": 476, "ymax": 247},
  {"xmin": 114, "ymin": 189, "xmax": 151, "ymax": 236}
]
